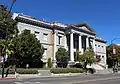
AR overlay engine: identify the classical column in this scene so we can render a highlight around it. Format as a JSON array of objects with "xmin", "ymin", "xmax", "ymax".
[
  {"xmin": 53, "ymin": 32, "xmax": 56, "ymax": 63},
  {"xmin": 92, "ymin": 38, "xmax": 96, "ymax": 52},
  {"xmin": 86, "ymin": 36, "xmax": 89, "ymax": 49},
  {"xmin": 79, "ymin": 34, "xmax": 82, "ymax": 52},
  {"xmin": 64, "ymin": 35, "xmax": 67, "ymax": 50},
  {"xmin": 70, "ymin": 33, "xmax": 74, "ymax": 62}
]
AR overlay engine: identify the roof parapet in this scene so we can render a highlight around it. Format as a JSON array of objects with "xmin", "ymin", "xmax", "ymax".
[
  {"xmin": 13, "ymin": 13, "xmax": 68, "ymax": 28},
  {"xmin": 95, "ymin": 36, "xmax": 107, "ymax": 43}
]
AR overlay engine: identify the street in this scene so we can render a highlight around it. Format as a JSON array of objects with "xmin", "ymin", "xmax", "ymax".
[{"xmin": 0, "ymin": 74, "xmax": 120, "ymax": 84}]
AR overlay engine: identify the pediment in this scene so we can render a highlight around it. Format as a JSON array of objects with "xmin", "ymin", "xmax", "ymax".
[
  {"xmin": 79, "ymin": 26, "xmax": 91, "ymax": 32},
  {"xmin": 74, "ymin": 23, "xmax": 96, "ymax": 33}
]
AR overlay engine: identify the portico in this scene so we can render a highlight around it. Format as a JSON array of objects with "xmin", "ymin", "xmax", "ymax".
[{"xmin": 68, "ymin": 32, "xmax": 96, "ymax": 62}]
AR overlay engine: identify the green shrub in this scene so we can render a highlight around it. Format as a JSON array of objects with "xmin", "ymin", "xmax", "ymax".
[
  {"xmin": 50, "ymin": 68, "xmax": 85, "ymax": 74},
  {"xmin": 9, "ymin": 69, "xmax": 38, "ymax": 74},
  {"xmin": 47, "ymin": 58, "xmax": 52, "ymax": 68}
]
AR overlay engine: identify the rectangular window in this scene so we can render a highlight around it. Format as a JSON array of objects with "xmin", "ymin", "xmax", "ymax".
[
  {"xmin": 98, "ymin": 45, "xmax": 100, "ymax": 47},
  {"xmin": 43, "ymin": 48, "xmax": 47, "ymax": 57},
  {"xmin": 82, "ymin": 36, "xmax": 86, "ymax": 48},
  {"xmin": 35, "ymin": 31, "xmax": 39, "ymax": 34},
  {"xmin": 58, "ymin": 36, "xmax": 62, "ymax": 44},
  {"xmin": 43, "ymin": 33, "xmax": 48, "ymax": 35},
  {"xmin": 25, "ymin": 29, "xmax": 30, "ymax": 32},
  {"xmin": 34, "ymin": 31, "xmax": 39, "ymax": 40},
  {"xmin": 43, "ymin": 33, "xmax": 48, "ymax": 42}
]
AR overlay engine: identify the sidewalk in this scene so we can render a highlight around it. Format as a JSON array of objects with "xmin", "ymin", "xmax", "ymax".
[
  {"xmin": 6, "ymin": 73, "xmax": 85, "ymax": 79},
  {"xmin": 0, "ymin": 69, "xmax": 116, "ymax": 80},
  {"xmin": 6, "ymin": 72, "xmax": 114, "ymax": 79}
]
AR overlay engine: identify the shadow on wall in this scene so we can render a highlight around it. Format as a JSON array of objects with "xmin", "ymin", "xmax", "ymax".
[{"xmin": 4, "ymin": 58, "xmax": 44, "ymax": 68}]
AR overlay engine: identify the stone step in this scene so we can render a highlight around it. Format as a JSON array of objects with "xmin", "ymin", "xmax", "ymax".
[
  {"xmin": 38, "ymin": 70, "xmax": 51, "ymax": 76},
  {"xmin": 95, "ymin": 69, "xmax": 113, "ymax": 74}
]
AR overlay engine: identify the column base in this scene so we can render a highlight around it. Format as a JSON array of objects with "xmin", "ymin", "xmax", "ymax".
[
  {"xmin": 67, "ymin": 61, "xmax": 75, "ymax": 68},
  {"xmin": 52, "ymin": 60, "xmax": 57, "ymax": 68},
  {"xmin": 79, "ymin": 48, "xmax": 84, "ymax": 54}
]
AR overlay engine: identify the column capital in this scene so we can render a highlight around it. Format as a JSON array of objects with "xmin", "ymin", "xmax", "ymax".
[
  {"xmin": 70, "ymin": 31, "xmax": 74, "ymax": 34},
  {"xmin": 64, "ymin": 34, "xmax": 66, "ymax": 36},
  {"xmin": 86, "ymin": 35, "xmax": 91, "ymax": 38},
  {"xmin": 82, "ymin": 35, "xmax": 89, "ymax": 38},
  {"xmin": 78, "ymin": 34, "xmax": 83, "ymax": 36},
  {"xmin": 66, "ymin": 31, "xmax": 73, "ymax": 34},
  {"xmin": 52, "ymin": 29, "xmax": 58, "ymax": 34},
  {"xmin": 89, "ymin": 36, "xmax": 95, "ymax": 39}
]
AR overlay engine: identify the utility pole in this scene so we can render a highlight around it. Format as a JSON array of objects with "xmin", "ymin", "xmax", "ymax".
[{"xmin": 1, "ymin": 0, "xmax": 16, "ymax": 78}]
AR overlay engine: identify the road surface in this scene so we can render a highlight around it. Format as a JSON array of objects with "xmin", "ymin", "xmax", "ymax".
[{"xmin": 0, "ymin": 74, "xmax": 120, "ymax": 84}]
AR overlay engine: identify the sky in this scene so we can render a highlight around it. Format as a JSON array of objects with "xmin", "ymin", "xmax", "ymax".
[{"xmin": 1, "ymin": 0, "xmax": 120, "ymax": 45}]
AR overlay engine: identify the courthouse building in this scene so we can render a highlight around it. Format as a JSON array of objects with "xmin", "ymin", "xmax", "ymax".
[{"xmin": 13, "ymin": 13, "xmax": 107, "ymax": 70}]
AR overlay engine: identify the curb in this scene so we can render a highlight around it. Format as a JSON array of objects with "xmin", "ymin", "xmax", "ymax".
[
  {"xmin": 0, "ymin": 78, "xmax": 16, "ymax": 80},
  {"xmin": 6, "ymin": 73, "xmax": 115, "ymax": 79},
  {"xmin": 16, "ymin": 73, "xmax": 87, "ymax": 79}
]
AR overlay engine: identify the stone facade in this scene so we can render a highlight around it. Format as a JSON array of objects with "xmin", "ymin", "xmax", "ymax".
[{"xmin": 13, "ymin": 13, "xmax": 107, "ymax": 69}]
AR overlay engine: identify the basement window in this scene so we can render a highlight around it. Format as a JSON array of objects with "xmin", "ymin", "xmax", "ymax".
[{"xmin": 35, "ymin": 31, "xmax": 39, "ymax": 34}]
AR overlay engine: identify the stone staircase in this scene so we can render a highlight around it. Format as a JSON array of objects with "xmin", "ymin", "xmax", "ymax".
[
  {"xmin": 95, "ymin": 69, "xmax": 113, "ymax": 74},
  {"xmin": 38, "ymin": 70, "xmax": 51, "ymax": 76},
  {"xmin": 87, "ymin": 64, "xmax": 105, "ymax": 70}
]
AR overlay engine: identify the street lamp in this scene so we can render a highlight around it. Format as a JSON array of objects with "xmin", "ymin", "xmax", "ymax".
[
  {"xmin": 111, "ymin": 38, "xmax": 120, "ymax": 73},
  {"xmin": 111, "ymin": 38, "xmax": 117, "ymax": 54},
  {"xmin": 9, "ymin": 0, "xmax": 16, "ymax": 13},
  {"xmin": 1, "ymin": 0, "xmax": 16, "ymax": 78}
]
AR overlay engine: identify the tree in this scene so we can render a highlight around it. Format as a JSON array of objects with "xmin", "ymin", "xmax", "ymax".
[
  {"xmin": 0, "ymin": 4, "xmax": 18, "ymax": 64},
  {"xmin": 11, "ymin": 30, "xmax": 44, "ymax": 68},
  {"xmin": 76, "ymin": 49, "xmax": 96, "ymax": 69},
  {"xmin": 0, "ymin": 4, "xmax": 18, "ymax": 39},
  {"xmin": 107, "ymin": 44, "xmax": 120, "ymax": 68},
  {"xmin": 47, "ymin": 58, "xmax": 52, "ymax": 68},
  {"xmin": 0, "ymin": 4, "xmax": 18, "ymax": 78},
  {"xmin": 75, "ymin": 51, "xmax": 81, "ymax": 61},
  {"xmin": 56, "ymin": 47, "xmax": 68, "ymax": 68},
  {"xmin": 0, "ymin": 38, "xmax": 14, "ymax": 59},
  {"xmin": 0, "ymin": 4, "xmax": 18, "ymax": 65},
  {"xmin": 56, "ymin": 47, "xmax": 68, "ymax": 61}
]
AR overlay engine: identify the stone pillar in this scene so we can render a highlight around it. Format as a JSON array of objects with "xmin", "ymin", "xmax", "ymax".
[
  {"xmin": 79, "ymin": 34, "xmax": 82, "ymax": 52},
  {"xmin": 64, "ymin": 35, "xmax": 67, "ymax": 50},
  {"xmin": 53, "ymin": 32, "xmax": 57, "ymax": 67},
  {"xmin": 70, "ymin": 33, "xmax": 74, "ymax": 62},
  {"xmin": 86, "ymin": 36, "xmax": 89, "ymax": 49},
  {"xmin": 92, "ymin": 39, "xmax": 96, "ymax": 53},
  {"xmin": 104, "ymin": 46, "xmax": 107, "ymax": 69}
]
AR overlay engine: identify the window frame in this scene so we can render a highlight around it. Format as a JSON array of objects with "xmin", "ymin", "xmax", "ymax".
[
  {"xmin": 43, "ymin": 33, "xmax": 48, "ymax": 42},
  {"xmin": 58, "ymin": 35, "xmax": 62, "ymax": 45}
]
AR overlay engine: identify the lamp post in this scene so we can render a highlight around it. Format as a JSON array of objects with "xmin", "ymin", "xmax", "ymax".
[
  {"xmin": 111, "ymin": 38, "xmax": 119, "ymax": 73},
  {"xmin": 9, "ymin": 0, "xmax": 16, "ymax": 13},
  {"xmin": 111, "ymin": 38, "xmax": 117, "ymax": 54},
  {"xmin": 1, "ymin": 0, "xmax": 16, "ymax": 78}
]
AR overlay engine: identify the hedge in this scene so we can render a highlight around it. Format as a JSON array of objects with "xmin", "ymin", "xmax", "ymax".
[
  {"xmin": 9, "ymin": 69, "xmax": 38, "ymax": 74},
  {"xmin": 50, "ymin": 68, "xmax": 85, "ymax": 74}
]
